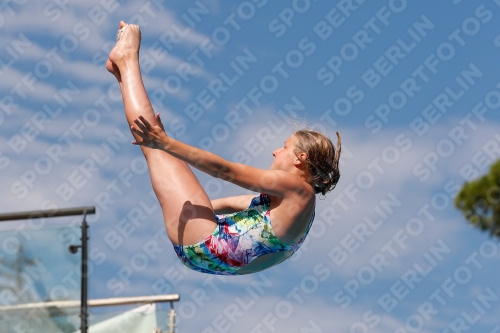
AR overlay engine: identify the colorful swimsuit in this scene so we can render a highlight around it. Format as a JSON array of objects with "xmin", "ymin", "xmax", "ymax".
[{"xmin": 173, "ymin": 193, "xmax": 315, "ymax": 275}]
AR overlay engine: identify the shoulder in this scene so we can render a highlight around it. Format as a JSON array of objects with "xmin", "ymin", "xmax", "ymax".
[{"xmin": 266, "ymin": 180, "xmax": 315, "ymax": 213}]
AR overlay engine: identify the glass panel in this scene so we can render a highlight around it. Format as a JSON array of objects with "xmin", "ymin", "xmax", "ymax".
[
  {"xmin": 0, "ymin": 226, "xmax": 175, "ymax": 332},
  {"xmin": 0, "ymin": 226, "xmax": 82, "ymax": 332}
]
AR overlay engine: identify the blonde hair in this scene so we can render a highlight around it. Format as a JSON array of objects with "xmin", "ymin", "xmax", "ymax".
[{"xmin": 293, "ymin": 130, "xmax": 341, "ymax": 195}]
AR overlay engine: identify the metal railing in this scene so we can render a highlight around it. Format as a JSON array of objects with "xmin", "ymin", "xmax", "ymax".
[{"xmin": 0, "ymin": 206, "xmax": 95, "ymax": 333}]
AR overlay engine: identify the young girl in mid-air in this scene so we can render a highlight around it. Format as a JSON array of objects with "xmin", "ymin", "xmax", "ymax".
[{"xmin": 106, "ymin": 22, "xmax": 341, "ymax": 275}]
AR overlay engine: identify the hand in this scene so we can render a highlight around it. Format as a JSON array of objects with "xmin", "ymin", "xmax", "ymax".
[{"xmin": 131, "ymin": 113, "xmax": 169, "ymax": 150}]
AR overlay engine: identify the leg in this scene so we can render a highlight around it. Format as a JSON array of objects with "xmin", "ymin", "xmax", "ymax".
[{"xmin": 107, "ymin": 22, "xmax": 217, "ymax": 245}]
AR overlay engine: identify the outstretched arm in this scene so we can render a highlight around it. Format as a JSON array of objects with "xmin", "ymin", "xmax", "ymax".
[
  {"xmin": 211, "ymin": 194, "xmax": 257, "ymax": 214},
  {"xmin": 131, "ymin": 115, "xmax": 305, "ymax": 197}
]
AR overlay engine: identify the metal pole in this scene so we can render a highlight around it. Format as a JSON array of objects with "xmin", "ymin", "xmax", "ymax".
[
  {"xmin": 0, "ymin": 294, "xmax": 181, "ymax": 311},
  {"xmin": 0, "ymin": 206, "xmax": 95, "ymax": 222},
  {"xmin": 168, "ymin": 302, "xmax": 176, "ymax": 333},
  {"xmin": 80, "ymin": 212, "xmax": 89, "ymax": 333}
]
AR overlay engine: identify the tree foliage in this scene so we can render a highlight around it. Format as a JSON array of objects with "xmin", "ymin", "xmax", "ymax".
[{"xmin": 454, "ymin": 159, "xmax": 500, "ymax": 238}]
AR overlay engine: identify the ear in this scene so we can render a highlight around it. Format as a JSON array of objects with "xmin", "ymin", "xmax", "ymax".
[{"xmin": 295, "ymin": 152, "xmax": 307, "ymax": 165}]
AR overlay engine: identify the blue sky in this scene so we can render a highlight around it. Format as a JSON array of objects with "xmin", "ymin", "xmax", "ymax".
[{"xmin": 1, "ymin": 0, "xmax": 500, "ymax": 332}]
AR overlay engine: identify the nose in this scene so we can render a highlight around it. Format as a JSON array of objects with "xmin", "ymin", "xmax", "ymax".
[{"xmin": 273, "ymin": 147, "xmax": 282, "ymax": 157}]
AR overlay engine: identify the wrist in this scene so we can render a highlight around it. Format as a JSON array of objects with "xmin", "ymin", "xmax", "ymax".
[{"xmin": 162, "ymin": 135, "xmax": 174, "ymax": 151}]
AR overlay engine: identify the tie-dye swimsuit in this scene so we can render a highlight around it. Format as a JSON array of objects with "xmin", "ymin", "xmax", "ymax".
[{"xmin": 173, "ymin": 193, "xmax": 315, "ymax": 275}]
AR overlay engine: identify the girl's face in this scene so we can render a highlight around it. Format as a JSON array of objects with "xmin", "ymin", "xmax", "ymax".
[{"xmin": 270, "ymin": 135, "xmax": 300, "ymax": 171}]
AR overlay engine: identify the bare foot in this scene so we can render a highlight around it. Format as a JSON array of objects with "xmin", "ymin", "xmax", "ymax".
[
  {"xmin": 106, "ymin": 21, "xmax": 141, "ymax": 80},
  {"xmin": 109, "ymin": 22, "xmax": 141, "ymax": 66}
]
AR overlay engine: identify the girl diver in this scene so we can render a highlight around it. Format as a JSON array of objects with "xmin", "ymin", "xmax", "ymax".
[{"xmin": 106, "ymin": 22, "xmax": 341, "ymax": 275}]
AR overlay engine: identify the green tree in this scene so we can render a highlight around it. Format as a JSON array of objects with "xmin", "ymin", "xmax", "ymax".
[{"xmin": 454, "ymin": 159, "xmax": 500, "ymax": 238}]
